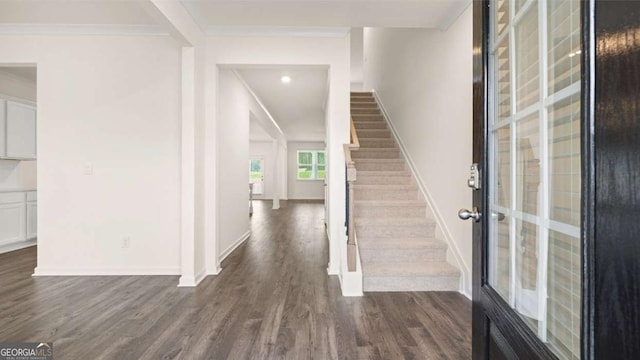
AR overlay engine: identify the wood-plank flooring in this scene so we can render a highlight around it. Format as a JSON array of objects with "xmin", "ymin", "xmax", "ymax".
[{"xmin": 0, "ymin": 200, "xmax": 471, "ymax": 359}]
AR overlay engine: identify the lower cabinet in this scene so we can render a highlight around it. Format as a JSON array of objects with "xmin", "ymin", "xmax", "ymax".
[
  {"xmin": 0, "ymin": 191, "xmax": 36, "ymax": 251},
  {"xmin": 0, "ymin": 192, "xmax": 26, "ymax": 246}
]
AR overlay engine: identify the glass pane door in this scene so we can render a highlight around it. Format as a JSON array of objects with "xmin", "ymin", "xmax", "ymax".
[
  {"xmin": 249, "ymin": 157, "xmax": 264, "ymax": 195},
  {"xmin": 487, "ymin": 0, "xmax": 581, "ymax": 359}
]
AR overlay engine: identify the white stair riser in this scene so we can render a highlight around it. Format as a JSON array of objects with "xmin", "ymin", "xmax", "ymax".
[
  {"xmin": 364, "ymin": 276, "xmax": 459, "ymax": 292},
  {"xmin": 355, "ymin": 189, "xmax": 419, "ymax": 200},
  {"xmin": 360, "ymin": 248, "xmax": 447, "ymax": 262},
  {"xmin": 356, "ymin": 224, "xmax": 436, "ymax": 238}
]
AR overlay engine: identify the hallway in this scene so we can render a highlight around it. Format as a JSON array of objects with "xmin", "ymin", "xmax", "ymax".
[{"xmin": 0, "ymin": 200, "xmax": 471, "ymax": 359}]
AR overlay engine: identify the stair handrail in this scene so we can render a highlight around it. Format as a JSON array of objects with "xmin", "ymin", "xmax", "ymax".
[
  {"xmin": 349, "ymin": 116, "xmax": 360, "ymax": 150},
  {"xmin": 344, "ymin": 116, "xmax": 359, "ymax": 272}
]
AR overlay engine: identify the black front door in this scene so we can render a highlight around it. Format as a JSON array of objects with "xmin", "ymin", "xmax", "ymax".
[
  {"xmin": 470, "ymin": 0, "xmax": 640, "ymax": 359},
  {"xmin": 471, "ymin": 0, "xmax": 583, "ymax": 358}
]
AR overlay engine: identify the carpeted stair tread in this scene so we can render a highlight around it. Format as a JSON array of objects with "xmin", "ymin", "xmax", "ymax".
[
  {"xmin": 363, "ymin": 261, "xmax": 460, "ymax": 277},
  {"xmin": 354, "ymin": 199, "xmax": 422, "ymax": 205},
  {"xmin": 356, "ymin": 171, "xmax": 411, "ymax": 179},
  {"xmin": 355, "ymin": 216, "xmax": 432, "ymax": 225},
  {"xmin": 353, "ymin": 184, "xmax": 417, "ymax": 190},
  {"xmin": 358, "ymin": 237, "xmax": 446, "ymax": 249}
]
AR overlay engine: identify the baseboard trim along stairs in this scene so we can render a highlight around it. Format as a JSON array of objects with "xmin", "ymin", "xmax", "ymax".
[{"xmin": 350, "ymin": 91, "xmax": 461, "ymax": 292}]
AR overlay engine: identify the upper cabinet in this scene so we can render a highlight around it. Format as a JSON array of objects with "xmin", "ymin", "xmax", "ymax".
[{"xmin": 0, "ymin": 99, "xmax": 37, "ymax": 160}]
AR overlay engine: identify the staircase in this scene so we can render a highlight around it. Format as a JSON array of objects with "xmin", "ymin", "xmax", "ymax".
[{"xmin": 350, "ymin": 91, "xmax": 460, "ymax": 291}]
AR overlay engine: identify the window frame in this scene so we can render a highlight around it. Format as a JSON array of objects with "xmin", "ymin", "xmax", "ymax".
[{"xmin": 296, "ymin": 150, "xmax": 326, "ymax": 181}]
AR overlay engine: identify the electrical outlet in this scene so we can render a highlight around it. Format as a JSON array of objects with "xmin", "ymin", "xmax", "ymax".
[{"xmin": 121, "ymin": 237, "xmax": 130, "ymax": 249}]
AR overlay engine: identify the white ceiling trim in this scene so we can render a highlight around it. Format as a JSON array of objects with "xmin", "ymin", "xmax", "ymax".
[
  {"xmin": 206, "ymin": 26, "xmax": 350, "ymax": 38},
  {"xmin": 0, "ymin": 24, "xmax": 169, "ymax": 36},
  {"xmin": 232, "ymin": 69, "xmax": 287, "ymax": 141}
]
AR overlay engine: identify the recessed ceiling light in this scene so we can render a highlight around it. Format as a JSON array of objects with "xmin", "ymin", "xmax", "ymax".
[{"xmin": 281, "ymin": 75, "xmax": 291, "ymax": 84}]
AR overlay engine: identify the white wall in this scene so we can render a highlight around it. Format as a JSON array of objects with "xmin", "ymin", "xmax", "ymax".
[
  {"xmin": 0, "ymin": 36, "xmax": 182, "ymax": 274},
  {"xmin": 216, "ymin": 69, "xmax": 251, "ymax": 260},
  {"xmin": 0, "ymin": 70, "xmax": 37, "ymax": 190},
  {"xmin": 206, "ymin": 36, "xmax": 351, "ymax": 288},
  {"xmin": 287, "ymin": 141, "xmax": 325, "ymax": 200},
  {"xmin": 363, "ymin": 6, "xmax": 473, "ymax": 295},
  {"xmin": 350, "ymin": 28, "xmax": 364, "ymax": 91}
]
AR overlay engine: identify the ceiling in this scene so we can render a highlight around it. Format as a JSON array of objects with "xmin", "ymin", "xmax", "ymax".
[
  {"xmin": 0, "ymin": 1, "xmax": 157, "ymax": 25},
  {"xmin": 239, "ymin": 67, "xmax": 328, "ymax": 142},
  {"xmin": 0, "ymin": 66, "xmax": 37, "ymax": 83},
  {"xmin": 0, "ymin": 0, "xmax": 164, "ymax": 35},
  {"xmin": 181, "ymin": 0, "xmax": 470, "ymax": 32},
  {"xmin": 0, "ymin": 1, "xmax": 470, "ymax": 35}
]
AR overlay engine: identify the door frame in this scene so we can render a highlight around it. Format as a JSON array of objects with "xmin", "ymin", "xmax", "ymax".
[{"xmin": 473, "ymin": 0, "xmax": 640, "ymax": 359}]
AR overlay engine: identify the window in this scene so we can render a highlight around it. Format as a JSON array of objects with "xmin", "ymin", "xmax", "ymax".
[
  {"xmin": 488, "ymin": 1, "xmax": 581, "ymax": 359},
  {"xmin": 297, "ymin": 150, "xmax": 325, "ymax": 180}
]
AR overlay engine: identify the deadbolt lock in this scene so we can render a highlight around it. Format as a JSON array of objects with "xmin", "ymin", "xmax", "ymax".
[{"xmin": 467, "ymin": 163, "xmax": 481, "ymax": 190}]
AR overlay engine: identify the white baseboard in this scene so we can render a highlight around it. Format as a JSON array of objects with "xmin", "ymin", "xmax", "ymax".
[
  {"xmin": 33, "ymin": 266, "xmax": 181, "ymax": 276},
  {"xmin": 339, "ymin": 271, "xmax": 364, "ymax": 296},
  {"xmin": 373, "ymin": 90, "xmax": 472, "ymax": 297},
  {"xmin": 326, "ymin": 227, "xmax": 340, "ymax": 275},
  {"xmin": 178, "ymin": 268, "xmax": 209, "ymax": 287},
  {"xmin": 218, "ymin": 230, "xmax": 251, "ymax": 263},
  {"xmin": 327, "ymin": 265, "xmax": 339, "ymax": 276},
  {"xmin": 207, "ymin": 264, "xmax": 222, "ymax": 276},
  {"xmin": 178, "ymin": 275, "xmax": 196, "ymax": 287},
  {"xmin": 0, "ymin": 239, "xmax": 36, "ymax": 254},
  {"xmin": 195, "ymin": 268, "xmax": 207, "ymax": 285}
]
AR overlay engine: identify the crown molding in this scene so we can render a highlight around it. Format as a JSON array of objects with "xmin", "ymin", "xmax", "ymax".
[
  {"xmin": 206, "ymin": 26, "xmax": 350, "ymax": 38},
  {"xmin": 0, "ymin": 24, "xmax": 169, "ymax": 36}
]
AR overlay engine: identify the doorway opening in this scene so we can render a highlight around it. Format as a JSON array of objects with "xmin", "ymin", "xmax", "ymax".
[
  {"xmin": 0, "ymin": 64, "xmax": 38, "ymax": 266},
  {"xmin": 217, "ymin": 64, "xmax": 328, "ymax": 267},
  {"xmin": 249, "ymin": 157, "xmax": 264, "ymax": 195}
]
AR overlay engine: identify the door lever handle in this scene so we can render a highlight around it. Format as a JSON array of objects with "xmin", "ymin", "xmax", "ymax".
[{"xmin": 458, "ymin": 207, "xmax": 482, "ymax": 222}]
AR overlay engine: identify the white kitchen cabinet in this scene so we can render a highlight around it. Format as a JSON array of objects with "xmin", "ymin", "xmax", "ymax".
[
  {"xmin": 27, "ymin": 191, "xmax": 37, "ymax": 240},
  {"xmin": 0, "ymin": 191, "xmax": 36, "ymax": 252},
  {"xmin": 5, "ymin": 101, "xmax": 37, "ymax": 160},
  {"xmin": 0, "ymin": 192, "xmax": 27, "ymax": 246}
]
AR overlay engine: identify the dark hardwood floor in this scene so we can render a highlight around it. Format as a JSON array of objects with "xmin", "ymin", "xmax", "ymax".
[{"xmin": 0, "ymin": 200, "xmax": 471, "ymax": 359}]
